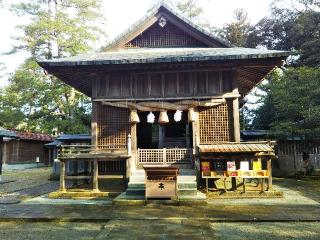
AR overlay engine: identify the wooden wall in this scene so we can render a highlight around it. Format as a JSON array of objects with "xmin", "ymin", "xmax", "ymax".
[
  {"xmin": 4, "ymin": 140, "xmax": 49, "ymax": 165},
  {"xmin": 124, "ymin": 21, "xmax": 208, "ymax": 48},
  {"xmin": 92, "ymin": 70, "xmax": 234, "ymax": 100},
  {"xmin": 96, "ymin": 105, "xmax": 130, "ymax": 149},
  {"xmin": 198, "ymin": 101, "xmax": 234, "ymax": 144}
]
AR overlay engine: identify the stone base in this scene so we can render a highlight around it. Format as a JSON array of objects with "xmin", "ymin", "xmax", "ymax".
[
  {"xmin": 206, "ymin": 189, "xmax": 283, "ymax": 199},
  {"xmin": 48, "ymin": 190, "xmax": 121, "ymax": 199},
  {"xmin": 112, "ymin": 191, "xmax": 207, "ymax": 206}
]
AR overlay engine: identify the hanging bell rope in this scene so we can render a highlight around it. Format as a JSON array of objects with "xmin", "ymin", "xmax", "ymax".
[
  {"xmin": 129, "ymin": 110, "xmax": 140, "ymax": 124},
  {"xmin": 158, "ymin": 111, "xmax": 169, "ymax": 124},
  {"xmin": 188, "ymin": 107, "xmax": 196, "ymax": 122}
]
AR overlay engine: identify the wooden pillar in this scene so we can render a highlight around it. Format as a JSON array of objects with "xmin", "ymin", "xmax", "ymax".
[
  {"xmin": 232, "ymin": 97, "xmax": 241, "ymax": 142},
  {"xmin": 158, "ymin": 125, "xmax": 165, "ymax": 148},
  {"xmin": 267, "ymin": 158, "xmax": 273, "ymax": 190},
  {"xmin": 91, "ymin": 102, "xmax": 98, "ymax": 146},
  {"xmin": 72, "ymin": 160, "xmax": 78, "ymax": 186},
  {"xmin": 186, "ymin": 124, "xmax": 190, "ymax": 148},
  {"xmin": 92, "ymin": 159, "xmax": 99, "ymax": 192},
  {"xmin": 59, "ymin": 159, "xmax": 66, "ymax": 192},
  {"xmin": 232, "ymin": 72, "xmax": 240, "ymax": 142},
  {"xmin": 2, "ymin": 140, "xmax": 8, "ymax": 165}
]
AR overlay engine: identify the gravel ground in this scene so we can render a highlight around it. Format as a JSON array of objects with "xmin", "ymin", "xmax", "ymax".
[
  {"xmin": 1, "ymin": 167, "xmax": 52, "ymax": 194},
  {"xmin": 0, "ymin": 221, "xmax": 319, "ymax": 240}
]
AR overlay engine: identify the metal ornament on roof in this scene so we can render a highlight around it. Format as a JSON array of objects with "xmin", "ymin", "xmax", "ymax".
[
  {"xmin": 174, "ymin": 110, "xmax": 182, "ymax": 122},
  {"xmin": 147, "ymin": 112, "xmax": 155, "ymax": 123},
  {"xmin": 158, "ymin": 17, "xmax": 167, "ymax": 28}
]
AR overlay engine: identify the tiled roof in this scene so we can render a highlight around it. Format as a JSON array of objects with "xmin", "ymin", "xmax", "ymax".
[
  {"xmin": 199, "ymin": 142, "xmax": 274, "ymax": 153},
  {"xmin": 39, "ymin": 47, "xmax": 290, "ymax": 67},
  {"xmin": 13, "ymin": 130, "xmax": 54, "ymax": 142}
]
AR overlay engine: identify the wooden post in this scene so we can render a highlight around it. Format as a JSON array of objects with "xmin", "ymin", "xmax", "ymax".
[
  {"xmin": 232, "ymin": 72, "xmax": 240, "ymax": 142},
  {"xmin": 127, "ymin": 134, "xmax": 132, "ymax": 156},
  {"xmin": 92, "ymin": 159, "xmax": 99, "ymax": 192},
  {"xmin": 232, "ymin": 97, "xmax": 240, "ymax": 142},
  {"xmin": 72, "ymin": 160, "xmax": 78, "ymax": 186},
  {"xmin": 91, "ymin": 102, "xmax": 98, "ymax": 147},
  {"xmin": 267, "ymin": 158, "xmax": 273, "ymax": 190},
  {"xmin": 158, "ymin": 125, "xmax": 165, "ymax": 148},
  {"xmin": 59, "ymin": 159, "xmax": 66, "ymax": 192},
  {"xmin": 186, "ymin": 124, "xmax": 190, "ymax": 148}
]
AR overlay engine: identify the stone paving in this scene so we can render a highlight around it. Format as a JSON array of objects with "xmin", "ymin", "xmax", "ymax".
[
  {"xmin": 0, "ymin": 220, "xmax": 319, "ymax": 239},
  {"xmin": 0, "ymin": 169, "xmax": 320, "ymax": 239}
]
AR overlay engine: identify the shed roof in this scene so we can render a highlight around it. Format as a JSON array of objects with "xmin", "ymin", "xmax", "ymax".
[
  {"xmin": 56, "ymin": 134, "xmax": 91, "ymax": 141},
  {"xmin": 0, "ymin": 127, "xmax": 18, "ymax": 138},
  {"xmin": 199, "ymin": 142, "xmax": 274, "ymax": 153}
]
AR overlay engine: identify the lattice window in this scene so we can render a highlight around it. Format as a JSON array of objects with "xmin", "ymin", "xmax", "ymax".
[
  {"xmin": 198, "ymin": 102, "xmax": 234, "ymax": 144},
  {"xmin": 124, "ymin": 21, "xmax": 208, "ymax": 48},
  {"xmin": 97, "ymin": 105, "xmax": 130, "ymax": 149}
]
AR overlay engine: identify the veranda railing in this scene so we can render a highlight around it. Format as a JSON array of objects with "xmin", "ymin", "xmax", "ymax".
[{"xmin": 137, "ymin": 148, "xmax": 193, "ymax": 165}]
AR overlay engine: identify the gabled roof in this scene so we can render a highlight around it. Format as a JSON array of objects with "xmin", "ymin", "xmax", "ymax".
[{"xmin": 103, "ymin": 2, "xmax": 231, "ymax": 51}]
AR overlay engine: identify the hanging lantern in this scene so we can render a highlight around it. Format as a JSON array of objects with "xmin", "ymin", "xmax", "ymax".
[
  {"xmin": 188, "ymin": 108, "xmax": 196, "ymax": 122},
  {"xmin": 174, "ymin": 110, "xmax": 182, "ymax": 122},
  {"xmin": 147, "ymin": 112, "xmax": 155, "ymax": 123},
  {"xmin": 129, "ymin": 110, "xmax": 140, "ymax": 123},
  {"xmin": 158, "ymin": 111, "xmax": 169, "ymax": 124}
]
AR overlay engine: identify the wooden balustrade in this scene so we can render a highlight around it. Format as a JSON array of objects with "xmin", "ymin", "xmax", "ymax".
[{"xmin": 137, "ymin": 148, "xmax": 193, "ymax": 165}]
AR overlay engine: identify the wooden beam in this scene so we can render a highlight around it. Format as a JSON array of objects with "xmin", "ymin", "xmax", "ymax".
[{"xmin": 101, "ymin": 98, "xmax": 228, "ymax": 112}]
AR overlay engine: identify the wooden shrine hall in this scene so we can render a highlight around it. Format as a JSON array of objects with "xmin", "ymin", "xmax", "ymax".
[{"xmin": 38, "ymin": 3, "xmax": 289, "ymax": 200}]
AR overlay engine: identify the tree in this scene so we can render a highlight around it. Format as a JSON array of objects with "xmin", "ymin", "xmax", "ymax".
[
  {"xmin": 175, "ymin": 0, "xmax": 203, "ymax": 20},
  {"xmin": 219, "ymin": 9, "xmax": 251, "ymax": 47},
  {"xmin": 250, "ymin": 68, "xmax": 320, "ymax": 138},
  {"xmin": 0, "ymin": 0, "xmax": 105, "ymax": 134},
  {"xmin": 270, "ymin": 67, "xmax": 320, "ymax": 137}
]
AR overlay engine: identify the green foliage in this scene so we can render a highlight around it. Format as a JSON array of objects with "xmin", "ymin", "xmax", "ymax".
[
  {"xmin": 219, "ymin": 9, "xmax": 251, "ymax": 47},
  {"xmin": 175, "ymin": 0, "xmax": 203, "ymax": 20},
  {"xmin": 270, "ymin": 67, "xmax": 320, "ymax": 137},
  {"xmin": 0, "ymin": 59, "xmax": 91, "ymax": 134},
  {"xmin": 11, "ymin": 0, "xmax": 105, "ymax": 59},
  {"xmin": 247, "ymin": 0, "xmax": 320, "ymax": 66},
  {"xmin": 251, "ymin": 68, "xmax": 320, "ymax": 138},
  {"xmin": 0, "ymin": 0, "xmax": 105, "ymax": 134}
]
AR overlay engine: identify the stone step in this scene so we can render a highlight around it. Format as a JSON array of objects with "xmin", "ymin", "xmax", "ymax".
[
  {"xmin": 177, "ymin": 182, "xmax": 197, "ymax": 189},
  {"xmin": 178, "ymin": 189, "xmax": 198, "ymax": 197},
  {"xmin": 129, "ymin": 176, "xmax": 145, "ymax": 182}
]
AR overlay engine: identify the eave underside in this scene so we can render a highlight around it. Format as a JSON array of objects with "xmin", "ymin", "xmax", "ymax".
[{"xmin": 41, "ymin": 58, "xmax": 283, "ymax": 98}]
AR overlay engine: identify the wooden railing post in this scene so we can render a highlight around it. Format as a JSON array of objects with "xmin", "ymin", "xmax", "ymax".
[
  {"xmin": 127, "ymin": 134, "xmax": 132, "ymax": 156},
  {"xmin": 267, "ymin": 158, "xmax": 273, "ymax": 190},
  {"xmin": 163, "ymin": 148, "xmax": 166, "ymax": 164}
]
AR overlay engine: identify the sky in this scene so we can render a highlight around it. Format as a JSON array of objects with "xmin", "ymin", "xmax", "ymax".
[{"xmin": 0, "ymin": 0, "xmax": 275, "ymax": 87}]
